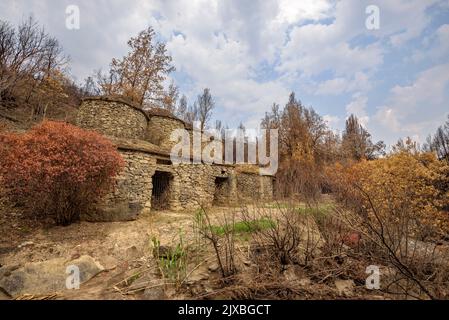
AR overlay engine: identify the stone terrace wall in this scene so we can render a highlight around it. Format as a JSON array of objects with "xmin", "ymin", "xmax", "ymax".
[
  {"xmin": 82, "ymin": 150, "xmax": 156, "ymax": 222},
  {"xmin": 76, "ymin": 97, "xmax": 148, "ymax": 140}
]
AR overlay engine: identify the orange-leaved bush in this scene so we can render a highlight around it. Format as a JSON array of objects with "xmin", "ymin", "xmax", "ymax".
[
  {"xmin": 326, "ymin": 151, "xmax": 449, "ymax": 238},
  {"xmin": 0, "ymin": 121, "xmax": 124, "ymax": 225}
]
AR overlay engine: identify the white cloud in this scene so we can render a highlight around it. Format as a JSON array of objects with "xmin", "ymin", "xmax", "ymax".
[
  {"xmin": 346, "ymin": 94, "xmax": 370, "ymax": 127},
  {"xmin": 276, "ymin": 0, "xmax": 333, "ymax": 23},
  {"xmin": 0, "ymin": 0, "xmax": 447, "ymax": 139},
  {"xmin": 410, "ymin": 24, "xmax": 449, "ymax": 62},
  {"xmin": 374, "ymin": 63, "xmax": 449, "ymax": 144},
  {"xmin": 315, "ymin": 72, "xmax": 371, "ymax": 95},
  {"xmin": 323, "ymin": 114, "xmax": 341, "ymax": 130},
  {"xmin": 432, "ymin": 24, "xmax": 449, "ymax": 57},
  {"xmin": 277, "ymin": 0, "xmax": 439, "ymax": 90},
  {"xmin": 375, "ymin": 107, "xmax": 400, "ymax": 132}
]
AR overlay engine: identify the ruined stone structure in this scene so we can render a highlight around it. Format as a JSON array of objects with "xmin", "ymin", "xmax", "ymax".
[{"xmin": 76, "ymin": 96, "xmax": 274, "ymax": 221}]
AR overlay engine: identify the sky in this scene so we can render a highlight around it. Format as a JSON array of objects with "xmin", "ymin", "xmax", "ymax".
[{"xmin": 1, "ymin": 0, "xmax": 449, "ymax": 147}]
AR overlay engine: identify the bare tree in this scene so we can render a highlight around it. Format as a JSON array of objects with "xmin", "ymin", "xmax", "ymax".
[
  {"xmin": 184, "ymin": 102, "xmax": 198, "ymax": 126},
  {"xmin": 215, "ymin": 120, "xmax": 226, "ymax": 139},
  {"xmin": 176, "ymin": 94, "xmax": 188, "ymax": 120},
  {"xmin": 261, "ymin": 103, "xmax": 281, "ymax": 130},
  {"xmin": 81, "ymin": 76, "xmax": 100, "ymax": 97},
  {"xmin": 424, "ymin": 115, "xmax": 449, "ymax": 161},
  {"xmin": 197, "ymin": 88, "xmax": 214, "ymax": 131},
  {"xmin": 342, "ymin": 114, "xmax": 385, "ymax": 160},
  {"xmin": 0, "ymin": 16, "xmax": 67, "ymax": 109},
  {"xmin": 161, "ymin": 81, "xmax": 179, "ymax": 114}
]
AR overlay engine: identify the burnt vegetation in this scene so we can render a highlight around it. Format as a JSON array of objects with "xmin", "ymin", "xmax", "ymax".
[{"xmin": 1, "ymin": 16, "xmax": 449, "ymax": 300}]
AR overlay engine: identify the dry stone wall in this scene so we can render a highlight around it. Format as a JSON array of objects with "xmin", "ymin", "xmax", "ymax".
[
  {"xmin": 82, "ymin": 150, "xmax": 156, "ymax": 222},
  {"xmin": 168, "ymin": 164, "xmax": 236, "ymax": 211},
  {"xmin": 74, "ymin": 96, "xmax": 274, "ymax": 221},
  {"xmin": 236, "ymin": 173, "xmax": 262, "ymax": 201},
  {"xmin": 76, "ymin": 98, "xmax": 148, "ymax": 140},
  {"xmin": 146, "ymin": 116, "xmax": 185, "ymax": 149},
  {"xmin": 236, "ymin": 173, "xmax": 274, "ymax": 202},
  {"xmin": 260, "ymin": 175, "xmax": 274, "ymax": 200}
]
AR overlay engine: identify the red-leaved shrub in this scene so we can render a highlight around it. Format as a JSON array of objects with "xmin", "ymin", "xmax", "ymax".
[{"xmin": 0, "ymin": 121, "xmax": 124, "ymax": 225}]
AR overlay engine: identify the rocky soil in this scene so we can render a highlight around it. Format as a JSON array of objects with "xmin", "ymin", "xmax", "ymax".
[{"xmin": 0, "ymin": 203, "xmax": 400, "ymax": 300}]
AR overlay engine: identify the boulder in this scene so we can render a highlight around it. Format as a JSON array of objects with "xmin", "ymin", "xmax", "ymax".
[{"xmin": 0, "ymin": 255, "xmax": 104, "ymax": 298}]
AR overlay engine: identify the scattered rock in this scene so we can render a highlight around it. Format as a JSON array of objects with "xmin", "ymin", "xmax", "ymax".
[
  {"xmin": 154, "ymin": 245, "xmax": 171, "ymax": 258},
  {"xmin": 71, "ymin": 253, "xmax": 81, "ymax": 260},
  {"xmin": 81, "ymin": 201, "xmax": 141, "ymax": 222},
  {"xmin": 208, "ymin": 262, "xmax": 219, "ymax": 272},
  {"xmin": 298, "ymin": 278, "xmax": 311, "ymax": 287},
  {"xmin": 99, "ymin": 256, "xmax": 118, "ymax": 271},
  {"xmin": 400, "ymin": 239, "xmax": 449, "ymax": 266},
  {"xmin": 185, "ymin": 268, "xmax": 209, "ymax": 285},
  {"xmin": 142, "ymin": 286, "xmax": 165, "ymax": 300},
  {"xmin": 335, "ymin": 279, "xmax": 355, "ymax": 297},
  {"xmin": 17, "ymin": 241, "xmax": 34, "ymax": 249},
  {"xmin": 283, "ymin": 265, "xmax": 298, "ymax": 282},
  {"xmin": 125, "ymin": 246, "xmax": 141, "ymax": 260},
  {"xmin": 0, "ymin": 255, "xmax": 104, "ymax": 298},
  {"xmin": 242, "ymin": 259, "xmax": 251, "ymax": 266}
]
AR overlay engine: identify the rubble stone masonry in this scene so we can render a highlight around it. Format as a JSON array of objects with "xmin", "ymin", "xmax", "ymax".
[{"xmin": 76, "ymin": 96, "xmax": 274, "ymax": 221}]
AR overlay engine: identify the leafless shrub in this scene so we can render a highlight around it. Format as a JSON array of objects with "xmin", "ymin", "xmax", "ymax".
[
  {"xmin": 332, "ymin": 189, "xmax": 449, "ymax": 300},
  {"xmin": 240, "ymin": 201, "xmax": 329, "ymax": 272},
  {"xmin": 194, "ymin": 207, "xmax": 237, "ymax": 278}
]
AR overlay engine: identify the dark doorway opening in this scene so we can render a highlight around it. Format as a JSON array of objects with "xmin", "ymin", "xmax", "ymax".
[
  {"xmin": 151, "ymin": 171, "xmax": 173, "ymax": 210},
  {"xmin": 213, "ymin": 177, "xmax": 230, "ymax": 206}
]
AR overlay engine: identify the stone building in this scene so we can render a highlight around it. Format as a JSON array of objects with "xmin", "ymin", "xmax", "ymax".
[{"xmin": 76, "ymin": 96, "xmax": 274, "ymax": 221}]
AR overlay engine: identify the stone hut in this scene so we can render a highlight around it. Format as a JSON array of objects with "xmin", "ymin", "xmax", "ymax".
[{"xmin": 76, "ymin": 96, "xmax": 274, "ymax": 221}]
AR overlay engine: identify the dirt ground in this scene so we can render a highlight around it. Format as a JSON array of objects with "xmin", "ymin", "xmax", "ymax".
[
  {"xmin": 0, "ymin": 205, "xmax": 189, "ymax": 299},
  {"xmin": 0, "ymin": 201, "xmax": 389, "ymax": 300},
  {"xmin": 0, "ymin": 204, "xmax": 259, "ymax": 300}
]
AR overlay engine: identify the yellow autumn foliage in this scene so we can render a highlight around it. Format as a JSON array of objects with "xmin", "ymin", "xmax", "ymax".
[{"xmin": 327, "ymin": 151, "xmax": 449, "ymax": 237}]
